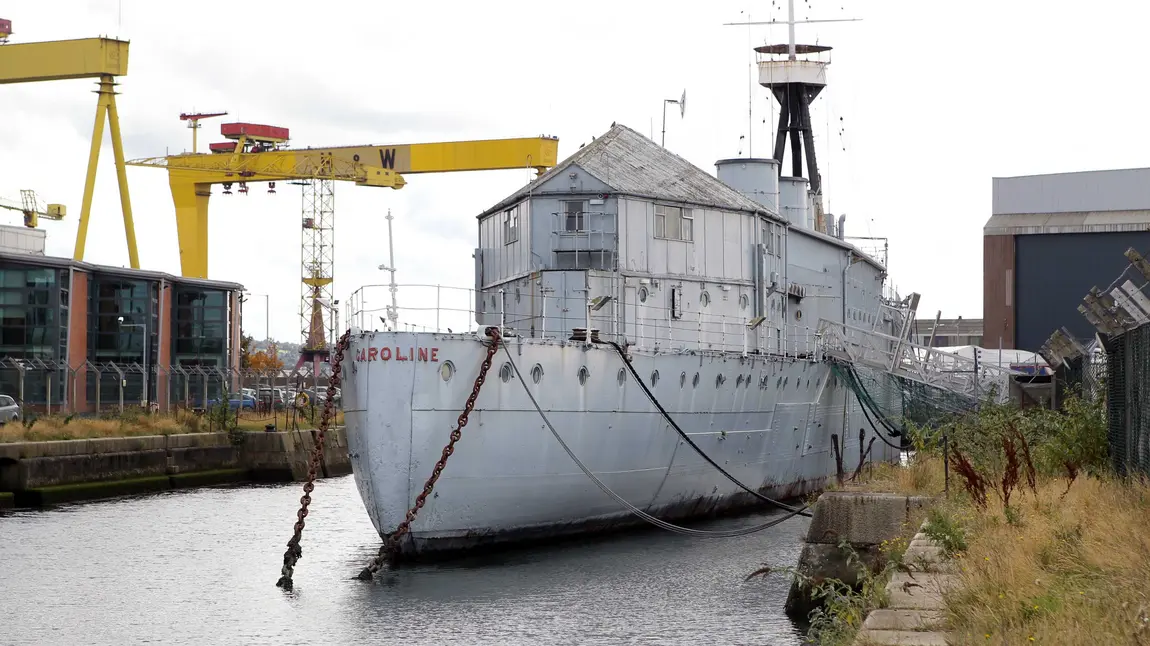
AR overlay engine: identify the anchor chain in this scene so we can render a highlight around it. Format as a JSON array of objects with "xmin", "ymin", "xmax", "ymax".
[
  {"xmin": 275, "ymin": 329, "xmax": 351, "ymax": 590},
  {"xmin": 356, "ymin": 326, "xmax": 502, "ymax": 581}
]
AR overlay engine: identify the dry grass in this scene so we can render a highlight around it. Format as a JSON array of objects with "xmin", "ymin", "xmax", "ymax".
[
  {"xmin": 837, "ymin": 455, "xmax": 947, "ymax": 497},
  {"xmin": 851, "ymin": 455, "xmax": 1150, "ymax": 644},
  {"xmin": 947, "ymin": 474, "xmax": 1150, "ymax": 645},
  {"xmin": 0, "ymin": 410, "xmax": 346, "ymax": 443}
]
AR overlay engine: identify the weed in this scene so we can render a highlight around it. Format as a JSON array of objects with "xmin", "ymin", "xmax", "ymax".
[
  {"xmin": 923, "ymin": 506, "xmax": 968, "ymax": 556},
  {"xmin": 999, "ymin": 432, "xmax": 1021, "ymax": 509},
  {"xmin": 951, "ymin": 447, "xmax": 989, "ymax": 508}
]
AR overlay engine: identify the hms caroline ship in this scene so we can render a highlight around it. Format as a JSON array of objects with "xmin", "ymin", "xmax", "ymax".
[{"xmin": 341, "ymin": 28, "xmax": 912, "ymax": 558}]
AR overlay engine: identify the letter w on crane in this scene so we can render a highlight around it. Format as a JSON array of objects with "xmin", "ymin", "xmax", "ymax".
[{"xmin": 379, "ymin": 148, "xmax": 397, "ymax": 170}]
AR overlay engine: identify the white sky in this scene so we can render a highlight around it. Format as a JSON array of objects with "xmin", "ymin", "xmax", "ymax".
[{"xmin": 3, "ymin": 1, "xmax": 1150, "ymax": 342}]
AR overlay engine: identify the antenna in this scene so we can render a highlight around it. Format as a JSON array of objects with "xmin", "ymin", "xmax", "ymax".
[{"xmin": 661, "ymin": 89, "xmax": 686, "ymax": 147}]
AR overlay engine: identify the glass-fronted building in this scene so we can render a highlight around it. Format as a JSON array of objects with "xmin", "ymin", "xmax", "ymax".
[{"xmin": 0, "ymin": 251, "xmax": 243, "ymax": 412}]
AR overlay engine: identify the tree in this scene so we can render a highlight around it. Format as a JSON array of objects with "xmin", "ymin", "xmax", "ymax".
[{"xmin": 249, "ymin": 343, "xmax": 284, "ymax": 376}]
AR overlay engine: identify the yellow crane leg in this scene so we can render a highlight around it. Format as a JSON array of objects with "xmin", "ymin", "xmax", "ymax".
[
  {"xmin": 73, "ymin": 74, "xmax": 140, "ymax": 269},
  {"xmin": 73, "ymin": 79, "xmax": 109, "ymax": 263},
  {"xmin": 105, "ymin": 78, "xmax": 139, "ymax": 269},
  {"xmin": 169, "ymin": 174, "xmax": 210, "ymax": 278}
]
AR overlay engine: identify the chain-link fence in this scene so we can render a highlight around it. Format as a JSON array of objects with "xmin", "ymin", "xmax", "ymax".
[
  {"xmin": 1104, "ymin": 326, "xmax": 1150, "ymax": 476},
  {"xmin": 0, "ymin": 359, "xmax": 339, "ymax": 419}
]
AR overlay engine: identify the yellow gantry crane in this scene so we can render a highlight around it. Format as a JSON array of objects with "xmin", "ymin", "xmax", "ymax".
[
  {"xmin": 128, "ymin": 123, "xmax": 559, "ymax": 372},
  {"xmin": 0, "ymin": 190, "xmax": 66, "ymax": 228},
  {"xmin": 0, "ymin": 33, "xmax": 137, "ymax": 266}
]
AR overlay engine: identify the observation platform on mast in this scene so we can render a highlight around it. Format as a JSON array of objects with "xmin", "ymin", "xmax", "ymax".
[{"xmin": 755, "ymin": 43, "xmax": 831, "ymax": 88}]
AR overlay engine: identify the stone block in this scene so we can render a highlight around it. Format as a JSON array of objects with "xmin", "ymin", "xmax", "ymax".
[
  {"xmin": 806, "ymin": 492, "xmax": 918, "ymax": 546},
  {"xmin": 170, "ymin": 468, "xmax": 249, "ymax": 488},
  {"xmin": 861, "ymin": 609, "xmax": 945, "ymax": 632},
  {"xmin": 20, "ymin": 450, "xmax": 170, "ymax": 488},
  {"xmin": 785, "ymin": 542, "xmax": 885, "ymax": 619},
  {"xmin": 888, "ymin": 572, "xmax": 959, "ymax": 595},
  {"xmin": 168, "ymin": 446, "xmax": 241, "ymax": 474},
  {"xmin": 166, "ymin": 433, "xmax": 230, "ymax": 449}
]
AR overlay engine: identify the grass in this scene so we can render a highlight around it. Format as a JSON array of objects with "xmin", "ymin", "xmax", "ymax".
[
  {"xmin": 0, "ymin": 408, "xmax": 346, "ymax": 442},
  {"xmin": 849, "ymin": 456, "xmax": 1150, "ymax": 644}
]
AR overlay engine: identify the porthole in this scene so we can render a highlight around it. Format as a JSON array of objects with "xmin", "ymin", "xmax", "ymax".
[
  {"xmin": 700, "ymin": 291, "xmax": 711, "ymax": 308},
  {"xmin": 736, "ymin": 374, "xmax": 744, "ymax": 388},
  {"xmin": 693, "ymin": 372, "xmax": 700, "ymax": 388},
  {"xmin": 745, "ymin": 374, "xmax": 752, "ymax": 388},
  {"xmin": 500, "ymin": 363, "xmax": 513, "ymax": 383},
  {"xmin": 650, "ymin": 370, "xmax": 660, "ymax": 387},
  {"xmin": 760, "ymin": 375, "xmax": 769, "ymax": 389},
  {"xmin": 579, "ymin": 366, "xmax": 590, "ymax": 386},
  {"xmin": 515, "ymin": 288, "xmax": 522, "ymax": 303},
  {"xmin": 739, "ymin": 294, "xmax": 749, "ymax": 310},
  {"xmin": 440, "ymin": 361, "xmax": 455, "ymax": 382},
  {"xmin": 795, "ymin": 309, "xmax": 803, "ymax": 321},
  {"xmin": 776, "ymin": 376, "xmax": 783, "ymax": 388},
  {"xmin": 531, "ymin": 364, "xmax": 544, "ymax": 384},
  {"xmin": 716, "ymin": 374, "xmax": 726, "ymax": 388},
  {"xmin": 680, "ymin": 371, "xmax": 687, "ymax": 388},
  {"xmin": 618, "ymin": 367, "xmax": 627, "ymax": 385},
  {"xmin": 638, "ymin": 287, "xmax": 649, "ymax": 303}
]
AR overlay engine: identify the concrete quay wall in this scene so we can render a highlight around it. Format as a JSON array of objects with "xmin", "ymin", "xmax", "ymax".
[
  {"xmin": 784, "ymin": 491, "xmax": 934, "ymax": 619},
  {"xmin": 0, "ymin": 428, "xmax": 351, "ymax": 506}
]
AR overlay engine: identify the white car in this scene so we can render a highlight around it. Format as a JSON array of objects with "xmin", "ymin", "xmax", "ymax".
[{"xmin": 0, "ymin": 395, "xmax": 21, "ymax": 424}]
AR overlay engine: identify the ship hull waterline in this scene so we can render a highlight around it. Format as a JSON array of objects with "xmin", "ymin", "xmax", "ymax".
[{"xmin": 342, "ymin": 330, "xmax": 899, "ymax": 560}]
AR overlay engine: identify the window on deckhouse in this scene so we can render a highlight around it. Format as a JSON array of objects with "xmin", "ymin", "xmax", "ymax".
[
  {"xmin": 563, "ymin": 200, "xmax": 585, "ymax": 232},
  {"xmin": 655, "ymin": 204, "xmax": 693, "ymax": 242}
]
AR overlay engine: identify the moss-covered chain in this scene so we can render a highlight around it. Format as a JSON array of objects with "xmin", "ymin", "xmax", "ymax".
[{"xmin": 275, "ymin": 330, "xmax": 351, "ymax": 590}]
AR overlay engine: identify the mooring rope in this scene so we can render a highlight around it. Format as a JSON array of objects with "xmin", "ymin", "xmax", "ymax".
[
  {"xmin": 595, "ymin": 339, "xmax": 812, "ymax": 518},
  {"xmin": 501, "ymin": 342, "xmax": 810, "ymax": 538}
]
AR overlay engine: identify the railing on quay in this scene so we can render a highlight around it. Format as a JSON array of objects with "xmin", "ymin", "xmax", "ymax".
[{"xmin": 0, "ymin": 358, "xmax": 344, "ymax": 416}]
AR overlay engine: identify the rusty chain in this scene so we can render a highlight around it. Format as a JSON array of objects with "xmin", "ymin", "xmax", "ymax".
[
  {"xmin": 275, "ymin": 329, "xmax": 351, "ymax": 591},
  {"xmin": 355, "ymin": 326, "xmax": 502, "ymax": 581}
]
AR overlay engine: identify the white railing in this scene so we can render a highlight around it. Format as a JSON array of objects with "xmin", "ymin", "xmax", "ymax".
[
  {"xmin": 345, "ymin": 283, "xmax": 827, "ymax": 359},
  {"xmin": 346, "ymin": 284, "xmax": 481, "ymax": 335},
  {"xmin": 817, "ymin": 319, "xmax": 1016, "ymax": 403}
]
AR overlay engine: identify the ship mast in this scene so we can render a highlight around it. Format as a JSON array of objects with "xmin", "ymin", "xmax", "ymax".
[{"xmin": 725, "ymin": 4, "xmax": 859, "ymax": 231}]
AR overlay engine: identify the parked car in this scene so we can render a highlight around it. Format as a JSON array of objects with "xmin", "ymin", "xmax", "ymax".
[
  {"xmin": 207, "ymin": 395, "xmax": 257, "ymax": 410},
  {"xmin": 0, "ymin": 394, "xmax": 20, "ymax": 424}
]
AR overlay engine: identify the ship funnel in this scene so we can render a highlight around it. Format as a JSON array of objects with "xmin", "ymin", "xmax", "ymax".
[
  {"xmin": 779, "ymin": 176, "xmax": 810, "ymax": 228},
  {"xmin": 715, "ymin": 158, "xmax": 780, "ymax": 214},
  {"xmin": 837, "ymin": 214, "xmax": 846, "ymax": 240}
]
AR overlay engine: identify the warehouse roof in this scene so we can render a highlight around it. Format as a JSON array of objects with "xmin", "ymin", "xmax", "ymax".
[{"xmin": 0, "ymin": 250, "xmax": 245, "ymax": 291}]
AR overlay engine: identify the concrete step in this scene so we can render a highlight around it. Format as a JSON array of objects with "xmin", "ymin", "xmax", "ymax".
[{"xmin": 862, "ymin": 609, "xmax": 946, "ymax": 632}]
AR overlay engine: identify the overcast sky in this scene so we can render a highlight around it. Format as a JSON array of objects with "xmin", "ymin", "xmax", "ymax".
[{"xmin": 4, "ymin": 1, "xmax": 1150, "ymax": 342}]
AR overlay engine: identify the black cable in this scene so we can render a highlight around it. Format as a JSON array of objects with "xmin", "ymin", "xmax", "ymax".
[
  {"xmin": 596, "ymin": 339, "xmax": 812, "ymax": 518},
  {"xmin": 501, "ymin": 342, "xmax": 811, "ymax": 537},
  {"xmin": 837, "ymin": 363, "xmax": 905, "ymax": 441}
]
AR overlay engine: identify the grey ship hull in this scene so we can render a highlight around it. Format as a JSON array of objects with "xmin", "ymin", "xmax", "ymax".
[{"xmin": 343, "ymin": 331, "xmax": 898, "ymax": 558}]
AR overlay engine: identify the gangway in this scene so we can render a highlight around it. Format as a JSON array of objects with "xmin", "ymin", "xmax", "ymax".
[{"xmin": 817, "ymin": 319, "xmax": 1017, "ymax": 405}]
